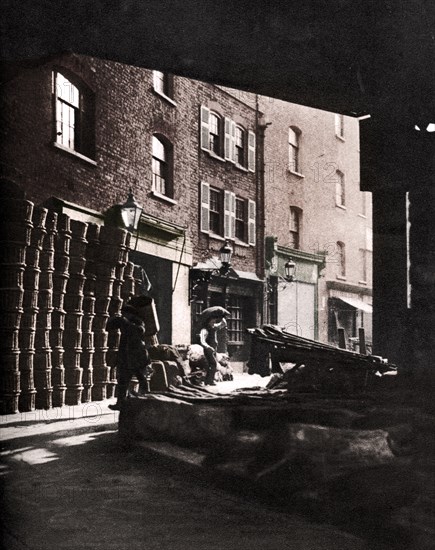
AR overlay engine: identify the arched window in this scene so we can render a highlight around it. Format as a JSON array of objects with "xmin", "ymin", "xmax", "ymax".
[
  {"xmin": 289, "ymin": 206, "xmax": 302, "ymax": 249},
  {"xmin": 53, "ymin": 71, "xmax": 95, "ymax": 159},
  {"xmin": 335, "ymin": 170, "xmax": 345, "ymax": 206},
  {"xmin": 337, "ymin": 241, "xmax": 346, "ymax": 277},
  {"xmin": 152, "ymin": 135, "xmax": 173, "ymax": 197},
  {"xmin": 288, "ymin": 127, "xmax": 301, "ymax": 173}
]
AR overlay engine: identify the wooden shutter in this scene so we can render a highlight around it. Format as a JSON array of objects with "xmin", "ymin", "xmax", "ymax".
[
  {"xmin": 224, "ymin": 191, "xmax": 236, "ymax": 239},
  {"xmin": 200, "ymin": 181, "xmax": 210, "ymax": 233},
  {"xmin": 153, "ymin": 70, "xmax": 160, "ymax": 91},
  {"xmin": 248, "ymin": 130, "xmax": 256, "ymax": 172},
  {"xmin": 248, "ymin": 199, "xmax": 256, "ymax": 245},
  {"xmin": 200, "ymin": 105, "xmax": 210, "ymax": 150},
  {"xmin": 230, "ymin": 121, "xmax": 236, "ymax": 163}
]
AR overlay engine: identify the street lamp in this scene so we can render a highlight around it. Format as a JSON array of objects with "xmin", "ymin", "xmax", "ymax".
[
  {"xmin": 284, "ymin": 258, "xmax": 296, "ymax": 282},
  {"xmin": 120, "ymin": 189, "xmax": 143, "ymax": 232},
  {"xmin": 219, "ymin": 240, "xmax": 233, "ymax": 275}
]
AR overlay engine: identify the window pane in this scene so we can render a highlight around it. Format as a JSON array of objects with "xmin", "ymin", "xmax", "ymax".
[
  {"xmin": 56, "ymin": 72, "xmax": 79, "ymax": 107},
  {"xmin": 209, "ymin": 188, "xmax": 221, "ymax": 234},
  {"xmin": 152, "ymin": 136, "xmax": 166, "ymax": 161},
  {"xmin": 227, "ymin": 296, "xmax": 245, "ymax": 343}
]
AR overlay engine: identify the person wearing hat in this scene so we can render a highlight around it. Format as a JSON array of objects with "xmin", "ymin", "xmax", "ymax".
[
  {"xmin": 106, "ymin": 295, "xmax": 152, "ymax": 410},
  {"xmin": 197, "ymin": 315, "xmax": 227, "ymax": 386}
]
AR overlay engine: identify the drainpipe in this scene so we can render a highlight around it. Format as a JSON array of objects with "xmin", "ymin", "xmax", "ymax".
[{"xmin": 255, "ymin": 93, "xmax": 269, "ymax": 324}]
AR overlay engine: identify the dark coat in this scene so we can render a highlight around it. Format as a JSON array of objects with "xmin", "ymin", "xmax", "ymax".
[{"xmin": 106, "ymin": 305, "xmax": 149, "ymax": 373}]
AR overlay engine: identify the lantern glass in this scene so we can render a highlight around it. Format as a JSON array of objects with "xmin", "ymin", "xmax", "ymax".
[
  {"xmin": 120, "ymin": 191, "xmax": 142, "ymax": 231},
  {"xmin": 219, "ymin": 240, "xmax": 233, "ymax": 265},
  {"xmin": 284, "ymin": 258, "xmax": 296, "ymax": 281}
]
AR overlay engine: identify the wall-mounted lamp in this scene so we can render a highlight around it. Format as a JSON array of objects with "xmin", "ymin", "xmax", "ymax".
[
  {"xmin": 284, "ymin": 258, "xmax": 296, "ymax": 282},
  {"xmin": 120, "ymin": 189, "xmax": 143, "ymax": 233},
  {"xmin": 219, "ymin": 240, "xmax": 233, "ymax": 275},
  {"xmin": 189, "ymin": 240, "xmax": 234, "ymax": 302}
]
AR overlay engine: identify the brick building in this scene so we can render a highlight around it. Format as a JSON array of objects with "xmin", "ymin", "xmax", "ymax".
[
  {"xmin": 1, "ymin": 53, "xmax": 263, "ymax": 361},
  {"xmin": 220, "ymin": 89, "xmax": 373, "ymax": 347},
  {"xmin": 260, "ymin": 99, "xmax": 372, "ymax": 347}
]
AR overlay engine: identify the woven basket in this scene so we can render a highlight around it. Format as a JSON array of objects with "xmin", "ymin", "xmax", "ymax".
[{"xmin": 0, "ymin": 288, "xmax": 24, "ymax": 310}]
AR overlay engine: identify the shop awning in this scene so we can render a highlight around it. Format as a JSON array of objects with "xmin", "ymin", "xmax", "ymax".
[{"xmin": 335, "ymin": 296, "xmax": 372, "ymax": 314}]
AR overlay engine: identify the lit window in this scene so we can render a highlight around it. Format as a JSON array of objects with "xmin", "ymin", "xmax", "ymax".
[
  {"xmin": 289, "ymin": 207, "xmax": 301, "ymax": 249},
  {"xmin": 53, "ymin": 71, "xmax": 95, "ymax": 158},
  {"xmin": 337, "ymin": 241, "xmax": 346, "ymax": 277},
  {"xmin": 235, "ymin": 198, "xmax": 246, "ymax": 241},
  {"xmin": 153, "ymin": 71, "xmax": 174, "ymax": 99},
  {"xmin": 336, "ymin": 171, "xmax": 345, "ymax": 206},
  {"xmin": 335, "ymin": 114, "xmax": 344, "ymax": 138},
  {"xmin": 288, "ymin": 127, "xmax": 300, "ymax": 173},
  {"xmin": 235, "ymin": 126, "xmax": 246, "ymax": 166},
  {"xmin": 152, "ymin": 135, "xmax": 172, "ymax": 196}
]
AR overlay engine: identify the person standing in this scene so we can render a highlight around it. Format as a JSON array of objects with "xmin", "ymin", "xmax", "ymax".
[
  {"xmin": 197, "ymin": 316, "xmax": 227, "ymax": 386},
  {"xmin": 106, "ymin": 295, "xmax": 152, "ymax": 410}
]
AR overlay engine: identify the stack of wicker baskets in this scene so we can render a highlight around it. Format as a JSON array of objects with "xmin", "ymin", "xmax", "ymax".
[
  {"xmin": 34, "ymin": 209, "xmax": 56, "ymax": 410},
  {"xmin": 18, "ymin": 204, "xmax": 43, "ymax": 412},
  {"xmin": 63, "ymin": 220, "xmax": 87, "ymax": 406},
  {"xmin": 50, "ymin": 213, "xmax": 71, "ymax": 407},
  {"xmin": 0, "ymin": 199, "xmax": 34, "ymax": 414},
  {"xmin": 81, "ymin": 223, "xmax": 99, "ymax": 402}
]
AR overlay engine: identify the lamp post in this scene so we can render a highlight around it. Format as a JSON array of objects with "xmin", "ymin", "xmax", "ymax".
[{"xmin": 120, "ymin": 189, "xmax": 143, "ymax": 250}]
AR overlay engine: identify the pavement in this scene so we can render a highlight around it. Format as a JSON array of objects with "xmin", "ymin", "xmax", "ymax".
[{"xmin": 0, "ymin": 375, "xmax": 379, "ymax": 550}]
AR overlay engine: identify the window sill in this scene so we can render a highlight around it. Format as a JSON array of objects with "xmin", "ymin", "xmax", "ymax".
[
  {"xmin": 336, "ymin": 275, "xmax": 347, "ymax": 281},
  {"xmin": 151, "ymin": 191, "xmax": 178, "ymax": 205},
  {"xmin": 152, "ymin": 89, "xmax": 177, "ymax": 107},
  {"xmin": 287, "ymin": 169, "xmax": 305, "ymax": 178},
  {"xmin": 53, "ymin": 142, "xmax": 97, "ymax": 166},
  {"xmin": 336, "ymin": 204, "xmax": 347, "ymax": 210},
  {"xmin": 208, "ymin": 233, "xmax": 226, "ymax": 241},
  {"xmin": 335, "ymin": 134, "xmax": 346, "ymax": 142},
  {"xmin": 234, "ymin": 239, "xmax": 250, "ymax": 248},
  {"xmin": 204, "ymin": 150, "xmax": 226, "ymax": 163},
  {"xmin": 358, "ymin": 213, "xmax": 367, "ymax": 218},
  {"xmin": 358, "ymin": 280, "xmax": 368, "ymax": 285},
  {"xmin": 234, "ymin": 163, "xmax": 249, "ymax": 172}
]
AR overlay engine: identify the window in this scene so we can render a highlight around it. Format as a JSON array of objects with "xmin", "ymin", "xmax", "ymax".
[
  {"xmin": 337, "ymin": 241, "xmax": 346, "ymax": 277},
  {"xmin": 200, "ymin": 182, "xmax": 256, "ymax": 244},
  {"xmin": 209, "ymin": 112, "xmax": 222, "ymax": 155},
  {"xmin": 209, "ymin": 187, "xmax": 222, "ymax": 234},
  {"xmin": 152, "ymin": 135, "xmax": 172, "ymax": 197},
  {"xmin": 289, "ymin": 207, "xmax": 301, "ymax": 249},
  {"xmin": 53, "ymin": 71, "xmax": 95, "ymax": 159},
  {"xmin": 335, "ymin": 114, "xmax": 344, "ymax": 138},
  {"xmin": 335, "ymin": 171, "xmax": 345, "ymax": 206},
  {"xmin": 288, "ymin": 127, "xmax": 301, "ymax": 173},
  {"xmin": 235, "ymin": 126, "xmax": 246, "ymax": 167},
  {"xmin": 235, "ymin": 198, "xmax": 246, "ymax": 240},
  {"xmin": 200, "ymin": 106, "xmax": 255, "ymax": 170},
  {"xmin": 227, "ymin": 296, "xmax": 245, "ymax": 343},
  {"xmin": 153, "ymin": 71, "xmax": 174, "ymax": 99}
]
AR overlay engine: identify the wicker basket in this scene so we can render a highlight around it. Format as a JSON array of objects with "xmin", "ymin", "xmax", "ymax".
[{"xmin": 0, "ymin": 287, "xmax": 24, "ymax": 310}]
